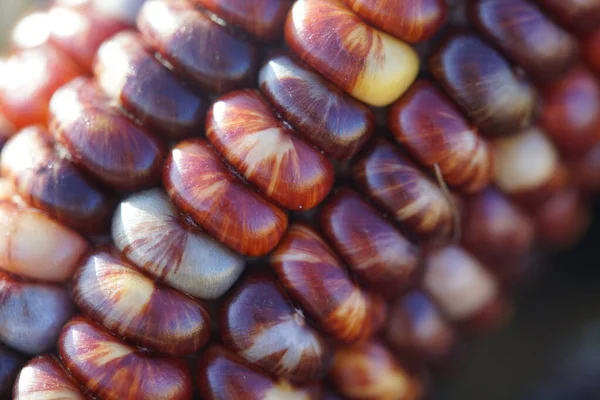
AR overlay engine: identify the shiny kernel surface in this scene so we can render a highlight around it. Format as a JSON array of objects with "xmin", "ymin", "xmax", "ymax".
[
  {"xmin": 469, "ymin": 0, "xmax": 577, "ymax": 82},
  {"xmin": 353, "ymin": 139, "xmax": 454, "ymax": 241},
  {"xmin": 220, "ymin": 273, "xmax": 330, "ymax": 384},
  {"xmin": 286, "ymin": 0, "xmax": 419, "ymax": 106},
  {"xmin": 190, "ymin": 0, "xmax": 291, "ymax": 41},
  {"xmin": 197, "ymin": 346, "xmax": 322, "ymax": 400},
  {"xmin": 271, "ymin": 224, "xmax": 387, "ymax": 343},
  {"xmin": 0, "ymin": 271, "xmax": 75, "ymax": 355},
  {"xmin": 113, "ymin": 188, "xmax": 245, "ymax": 299},
  {"xmin": 73, "ymin": 249, "xmax": 211, "ymax": 356},
  {"xmin": 389, "ymin": 80, "xmax": 493, "ymax": 193},
  {"xmin": 259, "ymin": 55, "xmax": 374, "ymax": 160},
  {"xmin": 59, "ymin": 317, "xmax": 193, "ymax": 400},
  {"xmin": 320, "ymin": 189, "xmax": 421, "ymax": 298},
  {"xmin": 207, "ymin": 89, "xmax": 334, "ymax": 210},
  {"xmin": 164, "ymin": 139, "xmax": 288, "ymax": 256},
  {"xmin": 138, "ymin": 0, "xmax": 258, "ymax": 94},
  {"xmin": 50, "ymin": 77, "xmax": 165, "ymax": 191},
  {"xmin": 430, "ymin": 32, "xmax": 537, "ymax": 137},
  {"xmin": 13, "ymin": 355, "xmax": 85, "ymax": 400},
  {"xmin": 1, "ymin": 126, "xmax": 114, "ymax": 234},
  {"xmin": 96, "ymin": 31, "xmax": 207, "ymax": 140},
  {"xmin": 342, "ymin": 0, "xmax": 447, "ymax": 43}
]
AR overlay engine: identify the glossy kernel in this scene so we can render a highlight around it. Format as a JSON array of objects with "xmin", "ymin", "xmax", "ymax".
[
  {"xmin": 49, "ymin": 77, "xmax": 165, "ymax": 192},
  {"xmin": 220, "ymin": 273, "xmax": 330, "ymax": 384},
  {"xmin": 13, "ymin": 355, "xmax": 85, "ymax": 400},
  {"xmin": 329, "ymin": 340, "xmax": 422, "ymax": 400},
  {"xmin": 0, "ymin": 271, "xmax": 75, "ymax": 355},
  {"xmin": 537, "ymin": 0, "xmax": 600, "ymax": 35},
  {"xmin": 540, "ymin": 65, "xmax": 600, "ymax": 156},
  {"xmin": 386, "ymin": 291, "xmax": 456, "ymax": 363},
  {"xmin": 0, "ymin": 45, "xmax": 81, "ymax": 128},
  {"xmin": 58, "ymin": 316, "xmax": 193, "ymax": 400},
  {"xmin": 285, "ymin": 0, "xmax": 420, "ymax": 107},
  {"xmin": 259, "ymin": 55, "xmax": 375, "ymax": 160},
  {"xmin": 95, "ymin": 31, "xmax": 207, "ymax": 140},
  {"xmin": 429, "ymin": 32, "xmax": 537, "ymax": 137},
  {"xmin": 469, "ymin": 0, "xmax": 577, "ymax": 82},
  {"xmin": 190, "ymin": 0, "xmax": 291, "ymax": 41},
  {"xmin": 353, "ymin": 139, "xmax": 454, "ymax": 241},
  {"xmin": 320, "ymin": 188, "xmax": 421, "ymax": 298},
  {"xmin": 198, "ymin": 346, "xmax": 322, "ymax": 400},
  {"xmin": 389, "ymin": 80, "xmax": 493, "ymax": 193},
  {"xmin": 164, "ymin": 139, "xmax": 288, "ymax": 256},
  {"xmin": 0, "ymin": 202, "xmax": 89, "ymax": 282},
  {"xmin": 0, "ymin": 345, "xmax": 23, "ymax": 397},
  {"xmin": 1, "ymin": 126, "xmax": 114, "ymax": 234},
  {"xmin": 113, "ymin": 188, "xmax": 245, "ymax": 299},
  {"xmin": 73, "ymin": 249, "xmax": 211, "ymax": 356},
  {"xmin": 342, "ymin": 0, "xmax": 447, "ymax": 43},
  {"xmin": 207, "ymin": 90, "xmax": 334, "ymax": 210},
  {"xmin": 137, "ymin": 0, "xmax": 258, "ymax": 94},
  {"xmin": 569, "ymin": 142, "xmax": 600, "ymax": 192},
  {"xmin": 271, "ymin": 224, "xmax": 388, "ymax": 343}
]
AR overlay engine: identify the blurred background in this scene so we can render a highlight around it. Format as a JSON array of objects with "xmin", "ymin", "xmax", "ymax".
[{"xmin": 2, "ymin": 1, "xmax": 600, "ymax": 399}]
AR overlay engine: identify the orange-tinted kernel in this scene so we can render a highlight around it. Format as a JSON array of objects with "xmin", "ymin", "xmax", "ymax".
[
  {"xmin": 320, "ymin": 189, "xmax": 421, "ymax": 298},
  {"xmin": 0, "ymin": 45, "xmax": 81, "ymax": 128},
  {"xmin": 342, "ymin": 0, "xmax": 447, "ymax": 43},
  {"xmin": 0, "ymin": 271, "xmax": 75, "ymax": 355},
  {"xmin": 220, "ymin": 273, "xmax": 330, "ymax": 384},
  {"xmin": 96, "ymin": 31, "xmax": 207, "ymax": 140},
  {"xmin": 430, "ymin": 32, "xmax": 537, "ymax": 137},
  {"xmin": 207, "ymin": 89, "xmax": 334, "ymax": 210},
  {"xmin": 137, "ymin": 0, "xmax": 259, "ymax": 94},
  {"xmin": 540, "ymin": 65, "xmax": 600, "ymax": 155},
  {"xmin": 469, "ymin": 0, "xmax": 577, "ymax": 82},
  {"xmin": 271, "ymin": 224, "xmax": 388, "ymax": 343},
  {"xmin": 259, "ymin": 55, "xmax": 374, "ymax": 160},
  {"xmin": 198, "ymin": 345, "xmax": 323, "ymax": 400},
  {"xmin": 189, "ymin": 0, "xmax": 292, "ymax": 41},
  {"xmin": 50, "ymin": 77, "xmax": 165, "ymax": 191},
  {"xmin": 389, "ymin": 80, "xmax": 493, "ymax": 193},
  {"xmin": 164, "ymin": 139, "xmax": 288, "ymax": 256},
  {"xmin": 353, "ymin": 138, "xmax": 454, "ymax": 241},
  {"xmin": 0, "ymin": 201, "xmax": 89, "ymax": 282},
  {"xmin": 73, "ymin": 249, "xmax": 211, "ymax": 356},
  {"xmin": 1, "ymin": 126, "xmax": 114, "ymax": 234},
  {"xmin": 329, "ymin": 340, "xmax": 422, "ymax": 400},
  {"xmin": 58, "ymin": 316, "xmax": 193, "ymax": 400},
  {"xmin": 13, "ymin": 355, "xmax": 85, "ymax": 400},
  {"xmin": 285, "ymin": 0, "xmax": 419, "ymax": 106}
]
